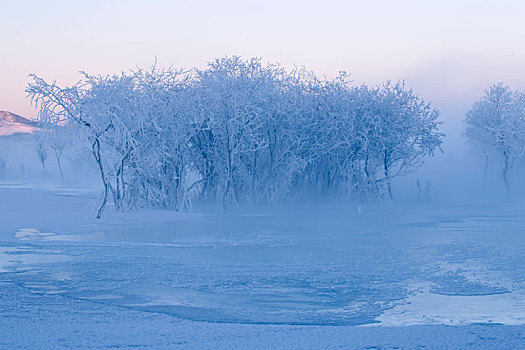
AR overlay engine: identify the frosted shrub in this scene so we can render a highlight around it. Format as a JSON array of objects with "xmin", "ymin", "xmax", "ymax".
[{"xmin": 27, "ymin": 57, "xmax": 442, "ymax": 217}]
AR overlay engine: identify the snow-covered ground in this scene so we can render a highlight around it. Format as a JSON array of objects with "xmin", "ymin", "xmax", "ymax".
[{"xmin": 1, "ymin": 182, "xmax": 525, "ymax": 348}]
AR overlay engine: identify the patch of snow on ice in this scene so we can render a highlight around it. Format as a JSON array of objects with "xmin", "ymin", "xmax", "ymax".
[
  {"xmin": 0, "ymin": 247, "xmax": 17, "ymax": 272},
  {"xmin": 15, "ymin": 228, "xmax": 100, "ymax": 242},
  {"xmin": 15, "ymin": 228, "xmax": 55, "ymax": 240},
  {"xmin": 0, "ymin": 245, "xmax": 70, "ymax": 273},
  {"xmin": 373, "ymin": 283, "xmax": 525, "ymax": 326}
]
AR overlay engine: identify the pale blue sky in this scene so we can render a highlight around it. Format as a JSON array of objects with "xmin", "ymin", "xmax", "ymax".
[{"xmin": 2, "ymin": 0, "xmax": 525, "ymax": 128}]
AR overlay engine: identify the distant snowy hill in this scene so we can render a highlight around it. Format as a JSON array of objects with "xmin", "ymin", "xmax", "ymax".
[{"xmin": 0, "ymin": 111, "xmax": 39, "ymax": 136}]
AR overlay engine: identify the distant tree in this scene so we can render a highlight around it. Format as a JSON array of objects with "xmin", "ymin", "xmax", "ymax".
[{"xmin": 464, "ymin": 83, "xmax": 525, "ymax": 190}]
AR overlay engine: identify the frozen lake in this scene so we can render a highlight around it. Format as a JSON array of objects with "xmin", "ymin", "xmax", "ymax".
[{"xmin": 1, "ymin": 183, "xmax": 525, "ymax": 347}]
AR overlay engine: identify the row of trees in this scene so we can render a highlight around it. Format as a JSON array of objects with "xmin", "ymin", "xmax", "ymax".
[
  {"xmin": 464, "ymin": 83, "xmax": 525, "ymax": 190},
  {"xmin": 27, "ymin": 57, "xmax": 443, "ymax": 217}
]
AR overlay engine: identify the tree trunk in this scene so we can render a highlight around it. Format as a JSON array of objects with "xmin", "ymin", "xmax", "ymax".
[
  {"xmin": 54, "ymin": 150, "xmax": 64, "ymax": 181},
  {"xmin": 92, "ymin": 139, "xmax": 108, "ymax": 219},
  {"xmin": 483, "ymin": 152, "xmax": 488, "ymax": 186},
  {"xmin": 502, "ymin": 151, "xmax": 510, "ymax": 192}
]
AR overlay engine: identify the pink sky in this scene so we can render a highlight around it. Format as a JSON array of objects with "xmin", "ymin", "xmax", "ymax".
[{"xmin": 2, "ymin": 0, "xmax": 525, "ymax": 128}]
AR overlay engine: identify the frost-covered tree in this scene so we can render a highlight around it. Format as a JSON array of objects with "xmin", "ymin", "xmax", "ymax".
[
  {"xmin": 464, "ymin": 83, "xmax": 525, "ymax": 190},
  {"xmin": 27, "ymin": 66, "xmax": 193, "ymax": 217},
  {"xmin": 368, "ymin": 82, "xmax": 442, "ymax": 199},
  {"xmin": 294, "ymin": 78, "xmax": 442, "ymax": 201},
  {"xmin": 190, "ymin": 58, "xmax": 314, "ymax": 206}
]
